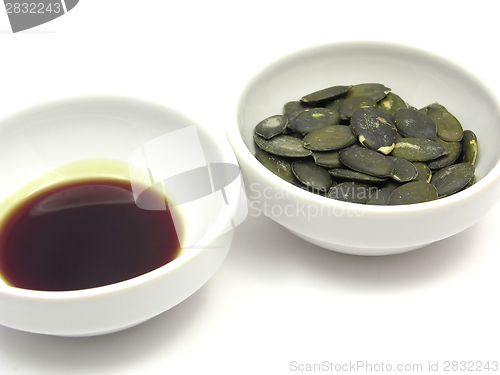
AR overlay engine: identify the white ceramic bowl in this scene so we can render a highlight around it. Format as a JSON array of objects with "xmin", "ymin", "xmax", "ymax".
[
  {"xmin": 226, "ymin": 41, "xmax": 500, "ymax": 256},
  {"xmin": 0, "ymin": 96, "xmax": 246, "ymax": 336}
]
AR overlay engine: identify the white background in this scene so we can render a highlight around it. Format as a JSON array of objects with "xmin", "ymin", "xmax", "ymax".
[{"xmin": 1, "ymin": 1, "xmax": 500, "ymax": 374}]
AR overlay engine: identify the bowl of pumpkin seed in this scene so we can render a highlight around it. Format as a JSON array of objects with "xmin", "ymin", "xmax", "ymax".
[{"xmin": 226, "ymin": 41, "xmax": 500, "ymax": 255}]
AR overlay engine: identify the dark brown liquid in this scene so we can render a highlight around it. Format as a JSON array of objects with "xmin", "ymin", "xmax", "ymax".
[{"xmin": 0, "ymin": 179, "xmax": 181, "ymax": 291}]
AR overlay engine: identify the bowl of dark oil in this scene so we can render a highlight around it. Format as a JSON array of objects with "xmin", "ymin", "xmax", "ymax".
[{"xmin": 0, "ymin": 96, "xmax": 247, "ymax": 336}]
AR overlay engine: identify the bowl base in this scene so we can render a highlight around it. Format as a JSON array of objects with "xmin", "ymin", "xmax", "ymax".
[
  {"xmin": 49, "ymin": 318, "xmax": 153, "ymax": 337},
  {"xmin": 287, "ymin": 229, "xmax": 428, "ymax": 256}
]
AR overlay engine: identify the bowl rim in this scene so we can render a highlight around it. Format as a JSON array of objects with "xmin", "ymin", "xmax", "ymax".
[
  {"xmin": 0, "ymin": 94, "xmax": 241, "ymax": 300},
  {"xmin": 225, "ymin": 39, "xmax": 500, "ymax": 214}
]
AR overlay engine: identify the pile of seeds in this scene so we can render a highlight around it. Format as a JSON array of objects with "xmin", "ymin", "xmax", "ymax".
[{"xmin": 253, "ymin": 83, "xmax": 478, "ymax": 205}]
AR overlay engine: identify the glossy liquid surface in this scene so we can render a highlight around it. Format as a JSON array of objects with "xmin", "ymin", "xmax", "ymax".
[{"xmin": 0, "ymin": 179, "xmax": 181, "ymax": 291}]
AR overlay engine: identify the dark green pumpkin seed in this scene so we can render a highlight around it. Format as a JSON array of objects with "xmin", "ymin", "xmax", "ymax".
[
  {"xmin": 283, "ymin": 129, "xmax": 304, "ymax": 139},
  {"xmin": 292, "ymin": 181, "xmax": 308, "ymax": 189},
  {"xmin": 284, "ymin": 101, "xmax": 310, "ymax": 115},
  {"xmin": 299, "ymin": 185, "xmax": 333, "ymax": 197},
  {"xmin": 325, "ymin": 97, "xmax": 344, "ymax": 112},
  {"xmin": 350, "ymin": 107, "xmax": 398, "ymax": 154},
  {"xmin": 387, "ymin": 181, "xmax": 438, "ymax": 205},
  {"xmin": 386, "ymin": 156, "xmax": 418, "ymax": 182},
  {"xmin": 412, "ymin": 162, "xmax": 432, "ymax": 183},
  {"xmin": 348, "ymin": 141, "xmax": 364, "ymax": 148},
  {"xmin": 377, "ymin": 92, "xmax": 408, "ymax": 115},
  {"xmin": 254, "ymin": 134, "xmax": 312, "ymax": 157},
  {"xmin": 328, "ymin": 168, "xmax": 387, "ymax": 183},
  {"xmin": 285, "ymin": 109, "xmax": 307, "ymax": 123},
  {"xmin": 339, "ymin": 96, "xmax": 376, "ymax": 120},
  {"xmin": 393, "ymin": 108, "xmax": 437, "ymax": 140},
  {"xmin": 255, "ymin": 149, "xmax": 301, "ymax": 184},
  {"xmin": 420, "ymin": 102, "xmax": 448, "ymax": 112},
  {"xmin": 430, "ymin": 162, "xmax": 475, "ymax": 197},
  {"xmin": 292, "ymin": 159, "xmax": 333, "ymax": 191},
  {"xmin": 339, "ymin": 146, "xmax": 394, "ymax": 177},
  {"xmin": 460, "ymin": 130, "xmax": 478, "ymax": 165},
  {"xmin": 391, "ymin": 138, "xmax": 448, "ymax": 161},
  {"xmin": 303, "ymin": 125, "xmax": 356, "ymax": 151},
  {"xmin": 254, "ymin": 114, "xmax": 288, "ymax": 139},
  {"xmin": 289, "ymin": 108, "xmax": 341, "ymax": 135},
  {"xmin": 464, "ymin": 175, "xmax": 476, "ymax": 189},
  {"xmin": 366, "ymin": 181, "xmax": 401, "ymax": 205},
  {"xmin": 312, "ymin": 151, "xmax": 343, "ymax": 168},
  {"xmin": 345, "ymin": 83, "xmax": 391, "ymax": 102},
  {"xmin": 424, "ymin": 106, "xmax": 463, "ymax": 142},
  {"xmin": 300, "ymin": 85, "xmax": 351, "ymax": 106},
  {"xmin": 328, "ymin": 181, "xmax": 375, "ymax": 204},
  {"xmin": 427, "ymin": 138, "xmax": 462, "ymax": 169}
]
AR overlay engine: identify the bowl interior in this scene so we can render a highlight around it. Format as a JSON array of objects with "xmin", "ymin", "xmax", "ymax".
[
  {"xmin": 0, "ymin": 96, "xmax": 228, "ymax": 194},
  {"xmin": 0, "ymin": 96, "xmax": 238, "ymax": 290},
  {"xmin": 238, "ymin": 42, "xmax": 500, "ymax": 180}
]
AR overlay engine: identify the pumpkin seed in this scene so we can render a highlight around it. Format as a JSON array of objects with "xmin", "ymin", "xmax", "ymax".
[
  {"xmin": 293, "ymin": 181, "xmax": 308, "ymax": 189},
  {"xmin": 393, "ymin": 108, "xmax": 437, "ymax": 140},
  {"xmin": 430, "ymin": 162, "xmax": 475, "ymax": 197},
  {"xmin": 339, "ymin": 146, "xmax": 394, "ymax": 177},
  {"xmin": 300, "ymin": 185, "xmax": 332, "ymax": 197},
  {"xmin": 377, "ymin": 92, "xmax": 408, "ymax": 115},
  {"xmin": 255, "ymin": 149, "xmax": 301, "ymax": 184},
  {"xmin": 386, "ymin": 156, "xmax": 418, "ymax": 182},
  {"xmin": 328, "ymin": 168, "xmax": 387, "ymax": 183},
  {"xmin": 284, "ymin": 101, "xmax": 310, "ymax": 115},
  {"xmin": 289, "ymin": 108, "xmax": 341, "ymax": 135},
  {"xmin": 254, "ymin": 114, "xmax": 288, "ymax": 139},
  {"xmin": 328, "ymin": 181, "xmax": 375, "ymax": 204},
  {"xmin": 427, "ymin": 138, "xmax": 462, "ymax": 170},
  {"xmin": 387, "ymin": 181, "xmax": 438, "ymax": 205},
  {"xmin": 423, "ymin": 106, "xmax": 463, "ymax": 142},
  {"xmin": 300, "ymin": 85, "xmax": 351, "ymax": 106},
  {"xmin": 303, "ymin": 125, "xmax": 356, "ymax": 151},
  {"xmin": 339, "ymin": 96, "xmax": 376, "ymax": 120},
  {"xmin": 464, "ymin": 175, "xmax": 476, "ymax": 189},
  {"xmin": 292, "ymin": 159, "xmax": 333, "ymax": 191},
  {"xmin": 254, "ymin": 134, "xmax": 312, "ymax": 157},
  {"xmin": 412, "ymin": 162, "xmax": 432, "ymax": 183},
  {"xmin": 460, "ymin": 130, "xmax": 478, "ymax": 165},
  {"xmin": 283, "ymin": 129, "xmax": 304, "ymax": 139},
  {"xmin": 345, "ymin": 83, "xmax": 391, "ymax": 102},
  {"xmin": 391, "ymin": 138, "xmax": 448, "ymax": 161},
  {"xmin": 311, "ymin": 151, "xmax": 343, "ymax": 168},
  {"xmin": 285, "ymin": 109, "xmax": 306, "ymax": 123},
  {"xmin": 366, "ymin": 180, "xmax": 401, "ymax": 205},
  {"xmin": 348, "ymin": 141, "xmax": 364, "ymax": 148},
  {"xmin": 350, "ymin": 107, "xmax": 398, "ymax": 154},
  {"xmin": 420, "ymin": 102, "xmax": 448, "ymax": 112},
  {"xmin": 325, "ymin": 97, "xmax": 344, "ymax": 113}
]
